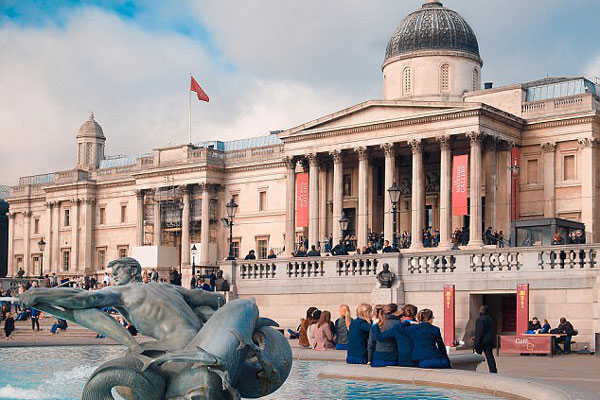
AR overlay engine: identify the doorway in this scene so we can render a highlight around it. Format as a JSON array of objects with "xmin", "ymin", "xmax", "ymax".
[{"xmin": 466, "ymin": 293, "xmax": 517, "ymax": 345}]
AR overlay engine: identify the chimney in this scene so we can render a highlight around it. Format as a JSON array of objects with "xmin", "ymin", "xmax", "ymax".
[{"xmin": 484, "ymin": 82, "xmax": 493, "ymax": 90}]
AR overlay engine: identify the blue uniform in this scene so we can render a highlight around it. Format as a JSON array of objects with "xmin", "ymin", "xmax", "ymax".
[
  {"xmin": 406, "ymin": 322, "xmax": 451, "ymax": 369},
  {"xmin": 371, "ymin": 319, "xmax": 415, "ymax": 367},
  {"xmin": 346, "ymin": 318, "xmax": 371, "ymax": 364},
  {"xmin": 369, "ymin": 315, "xmax": 402, "ymax": 367}
]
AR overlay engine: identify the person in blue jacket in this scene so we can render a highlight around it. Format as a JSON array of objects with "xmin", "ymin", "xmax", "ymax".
[
  {"xmin": 369, "ymin": 303, "xmax": 401, "ymax": 367},
  {"xmin": 371, "ymin": 304, "xmax": 417, "ymax": 367},
  {"xmin": 346, "ymin": 303, "xmax": 372, "ymax": 364},
  {"xmin": 406, "ymin": 309, "xmax": 451, "ymax": 369}
]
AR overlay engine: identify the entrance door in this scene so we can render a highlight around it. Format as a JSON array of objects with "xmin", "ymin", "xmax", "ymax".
[{"xmin": 343, "ymin": 208, "xmax": 356, "ymax": 236}]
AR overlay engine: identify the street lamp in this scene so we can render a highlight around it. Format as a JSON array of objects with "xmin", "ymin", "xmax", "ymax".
[
  {"xmin": 37, "ymin": 238, "xmax": 46, "ymax": 279},
  {"xmin": 511, "ymin": 160, "xmax": 520, "ymax": 222},
  {"xmin": 339, "ymin": 214, "xmax": 349, "ymax": 239},
  {"xmin": 388, "ymin": 182, "xmax": 401, "ymax": 249},
  {"xmin": 225, "ymin": 197, "xmax": 239, "ymax": 260},
  {"xmin": 191, "ymin": 244, "xmax": 197, "ymax": 277}
]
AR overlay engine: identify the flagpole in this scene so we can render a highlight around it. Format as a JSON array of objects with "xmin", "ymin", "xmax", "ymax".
[{"xmin": 188, "ymin": 73, "xmax": 192, "ymax": 144}]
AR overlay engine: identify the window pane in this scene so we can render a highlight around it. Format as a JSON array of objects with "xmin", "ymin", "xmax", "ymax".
[
  {"xmin": 564, "ymin": 155, "xmax": 575, "ymax": 180},
  {"xmin": 257, "ymin": 239, "xmax": 268, "ymax": 259}
]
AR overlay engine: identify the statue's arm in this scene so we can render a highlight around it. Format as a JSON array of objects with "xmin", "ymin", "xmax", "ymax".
[
  {"xmin": 173, "ymin": 286, "xmax": 225, "ymax": 309},
  {"xmin": 21, "ymin": 287, "xmax": 122, "ymax": 309}
]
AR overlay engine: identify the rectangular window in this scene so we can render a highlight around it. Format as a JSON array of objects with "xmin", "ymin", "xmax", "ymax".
[
  {"xmin": 563, "ymin": 155, "xmax": 576, "ymax": 181},
  {"xmin": 527, "ymin": 159, "xmax": 539, "ymax": 184},
  {"xmin": 118, "ymin": 246, "xmax": 128, "ymax": 258},
  {"xmin": 259, "ymin": 191, "xmax": 267, "ymax": 211},
  {"xmin": 257, "ymin": 239, "xmax": 268, "ymax": 259},
  {"xmin": 97, "ymin": 249, "xmax": 106, "ymax": 270},
  {"xmin": 63, "ymin": 250, "xmax": 70, "ymax": 271},
  {"xmin": 120, "ymin": 205, "xmax": 127, "ymax": 223},
  {"xmin": 231, "ymin": 194, "xmax": 239, "ymax": 211},
  {"xmin": 32, "ymin": 256, "xmax": 40, "ymax": 272},
  {"xmin": 34, "ymin": 218, "xmax": 40, "ymax": 234},
  {"xmin": 64, "ymin": 209, "xmax": 70, "ymax": 227},
  {"xmin": 231, "ymin": 240, "xmax": 240, "ymax": 259},
  {"xmin": 99, "ymin": 207, "xmax": 106, "ymax": 225},
  {"xmin": 15, "ymin": 256, "xmax": 23, "ymax": 269}
]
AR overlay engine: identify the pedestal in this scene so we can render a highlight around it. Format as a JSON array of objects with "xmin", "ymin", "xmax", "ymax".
[{"xmin": 371, "ymin": 280, "xmax": 405, "ymax": 305}]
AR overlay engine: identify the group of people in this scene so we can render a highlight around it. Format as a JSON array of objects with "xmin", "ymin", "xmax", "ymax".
[
  {"xmin": 483, "ymin": 227, "xmax": 505, "ymax": 247},
  {"xmin": 527, "ymin": 316, "xmax": 577, "ymax": 354},
  {"xmin": 551, "ymin": 230, "xmax": 586, "ymax": 245},
  {"xmin": 293, "ymin": 303, "xmax": 452, "ymax": 369}
]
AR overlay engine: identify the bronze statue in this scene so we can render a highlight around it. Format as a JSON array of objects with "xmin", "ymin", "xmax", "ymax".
[{"xmin": 376, "ymin": 263, "xmax": 395, "ymax": 288}]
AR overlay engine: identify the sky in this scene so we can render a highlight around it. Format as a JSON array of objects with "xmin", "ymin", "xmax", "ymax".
[{"xmin": 1, "ymin": 0, "xmax": 600, "ymax": 185}]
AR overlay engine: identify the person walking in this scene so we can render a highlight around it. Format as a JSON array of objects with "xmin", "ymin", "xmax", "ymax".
[
  {"xmin": 3, "ymin": 313, "xmax": 15, "ymax": 340},
  {"xmin": 30, "ymin": 308, "xmax": 40, "ymax": 331},
  {"xmin": 473, "ymin": 305, "xmax": 497, "ymax": 373}
]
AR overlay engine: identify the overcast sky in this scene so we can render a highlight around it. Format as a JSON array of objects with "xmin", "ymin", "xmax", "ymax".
[{"xmin": 1, "ymin": 0, "xmax": 600, "ymax": 185}]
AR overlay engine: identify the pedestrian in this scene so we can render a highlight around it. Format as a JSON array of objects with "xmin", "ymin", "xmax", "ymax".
[
  {"xmin": 30, "ymin": 308, "xmax": 40, "ymax": 331},
  {"xmin": 4, "ymin": 312, "xmax": 15, "ymax": 340},
  {"xmin": 473, "ymin": 305, "xmax": 497, "ymax": 373}
]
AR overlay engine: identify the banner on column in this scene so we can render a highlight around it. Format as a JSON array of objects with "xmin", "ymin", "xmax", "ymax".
[
  {"xmin": 443, "ymin": 285, "xmax": 455, "ymax": 346},
  {"xmin": 452, "ymin": 155, "xmax": 469, "ymax": 216},
  {"xmin": 511, "ymin": 147, "xmax": 520, "ymax": 221},
  {"xmin": 296, "ymin": 172, "xmax": 309, "ymax": 228},
  {"xmin": 516, "ymin": 283, "xmax": 529, "ymax": 334}
]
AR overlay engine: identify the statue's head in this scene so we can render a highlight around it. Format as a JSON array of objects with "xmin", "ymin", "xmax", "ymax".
[
  {"xmin": 382, "ymin": 263, "xmax": 390, "ymax": 272},
  {"xmin": 107, "ymin": 257, "xmax": 142, "ymax": 286}
]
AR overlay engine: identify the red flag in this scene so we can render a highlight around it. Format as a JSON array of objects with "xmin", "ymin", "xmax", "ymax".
[{"xmin": 190, "ymin": 75, "xmax": 209, "ymax": 102}]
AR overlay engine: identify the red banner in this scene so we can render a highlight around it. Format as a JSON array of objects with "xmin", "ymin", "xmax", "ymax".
[
  {"xmin": 452, "ymin": 155, "xmax": 469, "ymax": 216},
  {"xmin": 443, "ymin": 285, "xmax": 455, "ymax": 346},
  {"xmin": 516, "ymin": 283, "xmax": 529, "ymax": 334},
  {"xmin": 511, "ymin": 147, "xmax": 520, "ymax": 221},
  {"xmin": 296, "ymin": 173, "xmax": 309, "ymax": 228},
  {"xmin": 499, "ymin": 334, "xmax": 552, "ymax": 354}
]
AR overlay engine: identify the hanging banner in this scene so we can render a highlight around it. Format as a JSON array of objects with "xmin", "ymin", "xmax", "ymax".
[
  {"xmin": 452, "ymin": 155, "xmax": 469, "ymax": 216},
  {"xmin": 443, "ymin": 285, "xmax": 455, "ymax": 346},
  {"xmin": 296, "ymin": 172, "xmax": 309, "ymax": 228},
  {"xmin": 516, "ymin": 283, "xmax": 529, "ymax": 334},
  {"xmin": 511, "ymin": 147, "xmax": 520, "ymax": 221}
]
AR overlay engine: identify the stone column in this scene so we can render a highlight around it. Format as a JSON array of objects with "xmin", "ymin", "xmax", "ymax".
[
  {"xmin": 52, "ymin": 201, "xmax": 60, "ymax": 273},
  {"xmin": 356, "ymin": 147, "xmax": 369, "ymax": 249},
  {"xmin": 23, "ymin": 211, "xmax": 31, "ymax": 275},
  {"xmin": 318, "ymin": 161, "xmax": 328, "ymax": 244},
  {"xmin": 45, "ymin": 202, "xmax": 53, "ymax": 276},
  {"xmin": 541, "ymin": 142, "xmax": 556, "ymax": 218},
  {"xmin": 307, "ymin": 153, "xmax": 319, "ymax": 248},
  {"xmin": 438, "ymin": 135, "xmax": 452, "ymax": 248},
  {"xmin": 467, "ymin": 131, "xmax": 484, "ymax": 247},
  {"xmin": 330, "ymin": 150, "xmax": 344, "ymax": 243},
  {"xmin": 136, "ymin": 190, "xmax": 145, "ymax": 246},
  {"xmin": 200, "ymin": 184, "xmax": 211, "ymax": 266},
  {"xmin": 410, "ymin": 139, "xmax": 424, "ymax": 249},
  {"xmin": 382, "ymin": 143, "xmax": 396, "ymax": 243},
  {"xmin": 181, "ymin": 186, "xmax": 191, "ymax": 267},
  {"xmin": 71, "ymin": 199, "xmax": 80, "ymax": 273},
  {"xmin": 284, "ymin": 157, "xmax": 296, "ymax": 254},
  {"xmin": 153, "ymin": 191, "xmax": 162, "ymax": 247},
  {"xmin": 484, "ymin": 137, "xmax": 498, "ymax": 231},
  {"xmin": 83, "ymin": 199, "xmax": 95, "ymax": 272},
  {"xmin": 579, "ymin": 138, "xmax": 598, "ymax": 242},
  {"xmin": 7, "ymin": 212, "xmax": 15, "ymax": 276}
]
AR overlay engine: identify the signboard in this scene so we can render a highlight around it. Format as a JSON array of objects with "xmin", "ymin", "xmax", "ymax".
[
  {"xmin": 296, "ymin": 173, "xmax": 309, "ymax": 228},
  {"xmin": 452, "ymin": 155, "xmax": 469, "ymax": 216},
  {"xmin": 500, "ymin": 335, "xmax": 552, "ymax": 354},
  {"xmin": 511, "ymin": 147, "xmax": 520, "ymax": 221},
  {"xmin": 516, "ymin": 283, "xmax": 529, "ymax": 334},
  {"xmin": 443, "ymin": 285, "xmax": 455, "ymax": 346}
]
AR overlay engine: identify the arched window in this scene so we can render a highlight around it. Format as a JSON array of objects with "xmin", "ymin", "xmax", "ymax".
[
  {"xmin": 472, "ymin": 68, "xmax": 479, "ymax": 91},
  {"xmin": 403, "ymin": 67, "xmax": 412, "ymax": 95},
  {"xmin": 440, "ymin": 64, "xmax": 450, "ymax": 92}
]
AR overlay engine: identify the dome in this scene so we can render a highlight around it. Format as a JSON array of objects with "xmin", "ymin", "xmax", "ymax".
[
  {"xmin": 77, "ymin": 112, "xmax": 104, "ymax": 139},
  {"xmin": 384, "ymin": 0, "xmax": 481, "ymax": 65}
]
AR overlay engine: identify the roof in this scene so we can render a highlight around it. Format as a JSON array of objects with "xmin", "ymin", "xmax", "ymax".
[
  {"xmin": 0, "ymin": 185, "xmax": 10, "ymax": 200},
  {"xmin": 524, "ymin": 77, "xmax": 597, "ymax": 102},
  {"xmin": 385, "ymin": 0, "xmax": 480, "ymax": 63},
  {"xmin": 98, "ymin": 153, "xmax": 151, "ymax": 169},
  {"xmin": 192, "ymin": 132, "xmax": 282, "ymax": 152}
]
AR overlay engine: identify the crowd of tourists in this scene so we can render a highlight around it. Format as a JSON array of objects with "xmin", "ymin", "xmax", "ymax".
[{"xmin": 291, "ymin": 303, "xmax": 453, "ymax": 369}]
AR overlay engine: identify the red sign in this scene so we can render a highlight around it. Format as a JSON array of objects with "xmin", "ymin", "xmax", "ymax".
[
  {"xmin": 443, "ymin": 285, "xmax": 455, "ymax": 346},
  {"xmin": 511, "ymin": 147, "xmax": 520, "ymax": 221},
  {"xmin": 500, "ymin": 335, "xmax": 552, "ymax": 354},
  {"xmin": 516, "ymin": 283, "xmax": 529, "ymax": 334},
  {"xmin": 452, "ymin": 155, "xmax": 469, "ymax": 216},
  {"xmin": 296, "ymin": 173, "xmax": 309, "ymax": 228}
]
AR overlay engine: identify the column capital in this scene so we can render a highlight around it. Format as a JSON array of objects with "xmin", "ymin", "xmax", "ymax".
[
  {"xmin": 45, "ymin": 200, "xmax": 55, "ymax": 208},
  {"xmin": 355, "ymin": 146, "xmax": 369, "ymax": 161},
  {"xmin": 541, "ymin": 142, "xmax": 556, "ymax": 152},
  {"xmin": 198, "ymin": 183, "xmax": 218, "ymax": 194},
  {"xmin": 83, "ymin": 198, "xmax": 96, "ymax": 205},
  {"xmin": 409, "ymin": 139, "xmax": 422, "ymax": 154},
  {"xmin": 381, "ymin": 143, "xmax": 395, "ymax": 157},
  {"xmin": 306, "ymin": 153, "xmax": 319, "ymax": 166},
  {"xmin": 180, "ymin": 184, "xmax": 191, "ymax": 194},
  {"xmin": 466, "ymin": 131, "xmax": 484, "ymax": 145},
  {"xmin": 135, "ymin": 189, "xmax": 145, "ymax": 199},
  {"xmin": 330, "ymin": 149, "xmax": 343, "ymax": 164},
  {"xmin": 436, "ymin": 135, "xmax": 452, "ymax": 150},
  {"xmin": 578, "ymin": 137, "xmax": 598, "ymax": 148},
  {"xmin": 23, "ymin": 210, "xmax": 32, "ymax": 218},
  {"xmin": 7, "ymin": 211, "xmax": 16, "ymax": 219},
  {"xmin": 282, "ymin": 156, "xmax": 296, "ymax": 169}
]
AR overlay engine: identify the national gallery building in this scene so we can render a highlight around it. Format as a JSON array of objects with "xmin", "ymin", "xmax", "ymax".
[{"xmin": 6, "ymin": 1, "xmax": 600, "ymax": 349}]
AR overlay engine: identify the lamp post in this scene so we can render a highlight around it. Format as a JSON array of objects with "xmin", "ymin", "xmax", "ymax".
[
  {"xmin": 225, "ymin": 198, "xmax": 239, "ymax": 260},
  {"xmin": 511, "ymin": 160, "xmax": 520, "ymax": 222},
  {"xmin": 178, "ymin": 201, "xmax": 184, "ymax": 276},
  {"xmin": 388, "ymin": 182, "xmax": 401, "ymax": 249},
  {"xmin": 338, "ymin": 214, "xmax": 349, "ymax": 241},
  {"xmin": 191, "ymin": 244, "xmax": 197, "ymax": 277},
  {"xmin": 37, "ymin": 238, "xmax": 46, "ymax": 279}
]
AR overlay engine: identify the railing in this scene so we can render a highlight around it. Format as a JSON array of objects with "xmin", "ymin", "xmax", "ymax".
[
  {"xmin": 539, "ymin": 247, "xmax": 596, "ymax": 269},
  {"xmin": 18, "ymin": 173, "xmax": 56, "ymax": 186},
  {"xmin": 336, "ymin": 257, "xmax": 379, "ymax": 276},
  {"xmin": 287, "ymin": 260, "xmax": 324, "ymax": 277},
  {"xmin": 521, "ymin": 94, "xmax": 592, "ymax": 117}
]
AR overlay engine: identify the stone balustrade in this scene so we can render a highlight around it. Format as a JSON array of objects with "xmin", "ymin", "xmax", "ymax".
[{"xmin": 521, "ymin": 93, "xmax": 595, "ymax": 117}]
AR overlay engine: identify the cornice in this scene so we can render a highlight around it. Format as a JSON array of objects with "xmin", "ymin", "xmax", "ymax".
[
  {"xmin": 226, "ymin": 161, "xmax": 286, "ymax": 173},
  {"xmin": 523, "ymin": 114, "xmax": 598, "ymax": 131}
]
